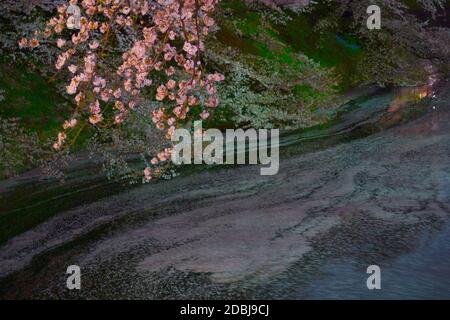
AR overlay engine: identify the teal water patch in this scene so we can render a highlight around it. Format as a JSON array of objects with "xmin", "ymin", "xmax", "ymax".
[{"xmin": 335, "ymin": 33, "xmax": 361, "ymax": 51}]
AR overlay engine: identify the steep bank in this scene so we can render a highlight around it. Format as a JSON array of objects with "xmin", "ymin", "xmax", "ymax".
[{"xmin": 1, "ymin": 0, "xmax": 448, "ymax": 179}]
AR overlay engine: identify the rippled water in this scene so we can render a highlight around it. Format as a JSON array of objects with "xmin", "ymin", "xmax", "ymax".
[
  {"xmin": 304, "ymin": 220, "xmax": 450, "ymax": 299},
  {"xmin": 1, "ymin": 82, "xmax": 449, "ymax": 299}
]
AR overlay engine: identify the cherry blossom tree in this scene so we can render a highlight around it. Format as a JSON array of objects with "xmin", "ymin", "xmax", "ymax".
[{"xmin": 19, "ymin": 0, "xmax": 224, "ymax": 181}]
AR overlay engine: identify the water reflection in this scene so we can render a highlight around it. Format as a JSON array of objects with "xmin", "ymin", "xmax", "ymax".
[{"xmin": 387, "ymin": 86, "xmax": 431, "ymax": 113}]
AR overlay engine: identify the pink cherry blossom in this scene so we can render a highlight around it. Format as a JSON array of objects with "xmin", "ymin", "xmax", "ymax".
[
  {"xmin": 63, "ymin": 118, "xmax": 78, "ymax": 129},
  {"xmin": 19, "ymin": 0, "xmax": 223, "ymax": 180},
  {"xmin": 18, "ymin": 38, "xmax": 28, "ymax": 48},
  {"xmin": 89, "ymin": 113, "xmax": 103, "ymax": 125},
  {"xmin": 89, "ymin": 41, "xmax": 99, "ymax": 50},
  {"xmin": 183, "ymin": 42, "xmax": 198, "ymax": 56},
  {"xmin": 167, "ymin": 79, "xmax": 176, "ymax": 90},
  {"xmin": 144, "ymin": 167, "xmax": 153, "ymax": 181},
  {"xmin": 57, "ymin": 38, "xmax": 66, "ymax": 48},
  {"xmin": 68, "ymin": 64, "xmax": 78, "ymax": 73},
  {"xmin": 200, "ymin": 110, "xmax": 210, "ymax": 119},
  {"xmin": 156, "ymin": 85, "xmax": 168, "ymax": 101}
]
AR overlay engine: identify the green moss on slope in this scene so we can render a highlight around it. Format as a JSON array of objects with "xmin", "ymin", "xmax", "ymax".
[{"xmin": 0, "ymin": 59, "xmax": 70, "ymax": 139}]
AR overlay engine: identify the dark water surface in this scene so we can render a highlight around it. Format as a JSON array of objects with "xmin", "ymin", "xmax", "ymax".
[
  {"xmin": 303, "ymin": 219, "xmax": 450, "ymax": 299},
  {"xmin": 0, "ymin": 82, "xmax": 449, "ymax": 299}
]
